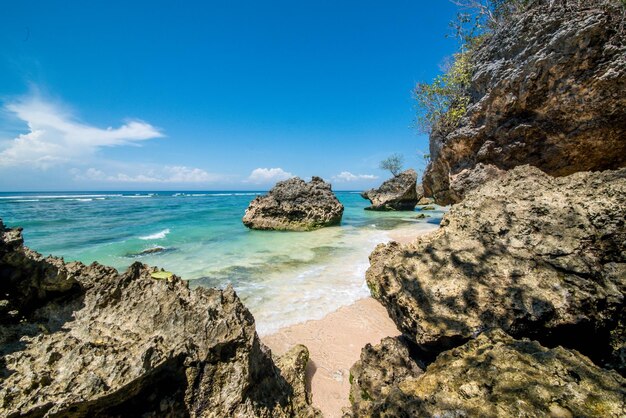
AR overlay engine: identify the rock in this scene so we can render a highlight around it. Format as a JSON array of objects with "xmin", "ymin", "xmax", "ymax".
[
  {"xmin": 274, "ymin": 345, "xmax": 321, "ymax": 417},
  {"xmin": 415, "ymin": 184, "xmax": 434, "ymax": 206},
  {"xmin": 418, "ymin": 205, "xmax": 435, "ymax": 211},
  {"xmin": 347, "ymin": 337, "xmax": 423, "ymax": 417},
  {"xmin": 361, "ymin": 170, "xmax": 418, "ymax": 211},
  {"xmin": 422, "ymin": 2, "xmax": 626, "ymax": 204},
  {"xmin": 126, "ymin": 246, "xmax": 170, "ymax": 257},
  {"xmin": 243, "ymin": 176, "xmax": 344, "ymax": 231},
  {"xmin": 0, "ymin": 220, "xmax": 319, "ymax": 417},
  {"xmin": 355, "ymin": 330, "xmax": 626, "ymax": 417},
  {"xmin": 367, "ymin": 166, "xmax": 626, "ymax": 372},
  {"xmin": 414, "ymin": 214, "xmax": 430, "ymax": 219}
]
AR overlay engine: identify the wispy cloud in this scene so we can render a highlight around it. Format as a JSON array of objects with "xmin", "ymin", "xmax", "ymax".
[
  {"xmin": 333, "ymin": 171, "xmax": 378, "ymax": 182},
  {"xmin": 74, "ymin": 166, "xmax": 220, "ymax": 184},
  {"xmin": 0, "ymin": 94, "xmax": 163, "ymax": 168},
  {"xmin": 246, "ymin": 167, "xmax": 293, "ymax": 184}
]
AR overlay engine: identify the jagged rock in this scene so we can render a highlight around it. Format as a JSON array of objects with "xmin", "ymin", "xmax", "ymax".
[
  {"xmin": 0, "ymin": 220, "xmax": 319, "ymax": 417},
  {"xmin": 423, "ymin": 2, "xmax": 626, "ymax": 204},
  {"xmin": 347, "ymin": 337, "xmax": 423, "ymax": 417},
  {"xmin": 361, "ymin": 170, "xmax": 418, "ymax": 211},
  {"xmin": 367, "ymin": 166, "xmax": 626, "ymax": 373},
  {"xmin": 353, "ymin": 330, "xmax": 626, "ymax": 417},
  {"xmin": 415, "ymin": 183, "xmax": 434, "ymax": 206},
  {"xmin": 243, "ymin": 176, "xmax": 344, "ymax": 231}
]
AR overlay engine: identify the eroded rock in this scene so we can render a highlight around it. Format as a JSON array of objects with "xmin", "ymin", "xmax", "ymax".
[
  {"xmin": 423, "ymin": 2, "xmax": 626, "ymax": 204},
  {"xmin": 347, "ymin": 337, "xmax": 423, "ymax": 417},
  {"xmin": 354, "ymin": 330, "xmax": 626, "ymax": 417},
  {"xmin": 361, "ymin": 170, "xmax": 418, "ymax": 211},
  {"xmin": 367, "ymin": 166, "xmax": 626, "ymax": 372},
  {"xmin": 243, "ymin": 176, "xmax": 344, "ymax": 231},
  {"xmin": 0, "ymin": 220, "xmax": 319, "ymax": 417}
]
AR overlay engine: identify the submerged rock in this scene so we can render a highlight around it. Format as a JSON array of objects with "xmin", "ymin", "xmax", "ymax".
[
  {"xmin": 361, "ymin": 170, "xmax": 418, "ymax": 211},
  {"xmin": 126, "ymin": 245, "xmax": 171, "ymax": 257},
  {"xmin": 349, "ymin": 330, "xmax": 626, "ymax": 417},
  {"xmin": 422, "ymin": 2, "xmax": 626, "ymax": 204},
  {"xmin": 0, "ymin": 219, "xmax": 319, "ymax": 417},
  {"xmin": 243, "ymin": 176, "xmax": 344, "ymax": 231},
  {"xmin": 367, "ymin": 166, "xmax": 626, "ymax": 372}
]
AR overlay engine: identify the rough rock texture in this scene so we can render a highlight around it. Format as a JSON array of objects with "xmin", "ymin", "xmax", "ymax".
[
  {"xmin": 347, "ymin": 337, "xmax": 423, "ymax": 417},
  {"xmin": 415, "ymin": 183, "xmax": 434, "ymax": 206},
  {"xmin": 243, "ymin": 176, "xmax": 344, "ymax": 231},
  {"xmin": 361, "ymin": 170, "xmax": 419, "ymax": 211},
  {"xmin": 367, "ymin": 166, "xmax": 626, "ymax": 373},
  {"xmin": 349, "ymin": 330, "xmax": 626, "ymax": 417},
  {"xmin": 0, "ymin": 219, "xmax": 319, "ymax": 417},
  {"xmin": 423, "ymin": 2, "xmax": 626, "ymax": 204}
]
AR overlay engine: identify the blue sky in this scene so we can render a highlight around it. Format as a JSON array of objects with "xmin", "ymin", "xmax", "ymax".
[{"xmin": 0, "ymin": 0, "xmax": 459, "ymax": 191}]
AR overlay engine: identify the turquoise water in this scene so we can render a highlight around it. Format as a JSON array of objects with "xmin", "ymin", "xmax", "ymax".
[{"xmin": 0, "ymin": 191, "xmax": 445, "ymax": 334}]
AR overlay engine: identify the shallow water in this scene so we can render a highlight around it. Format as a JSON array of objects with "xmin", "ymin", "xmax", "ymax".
[{"xmin": 0, "ymin": 191, "xmax": 445, "ymax": 334}]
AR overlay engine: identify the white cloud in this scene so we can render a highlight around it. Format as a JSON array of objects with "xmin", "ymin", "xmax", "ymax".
[
  {"xmin": 333, "ymin": 171, "xmax": 378, "ymax": 182},
  {"xmin": 75, "ymin": 166, "xmax": 219, "ymax": 183},
  {"xmin": 246, "ymin": 167, "xmax": 294, "ymax": 184},
  {"xmin": 0, "ymin": 95, "xmax": 163, "ymax": 168}
]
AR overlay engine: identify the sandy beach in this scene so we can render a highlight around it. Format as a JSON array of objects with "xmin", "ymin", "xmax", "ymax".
[
  {"xmin": 263, "ymin": 297, "xmax": 400, "ymax": 418},
  {"xmin": 262, "ymin": 223, "xmax": 437, "ymax": 417}
]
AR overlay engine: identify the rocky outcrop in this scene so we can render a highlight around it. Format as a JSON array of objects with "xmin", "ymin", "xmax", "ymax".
[
  {"xmin": 347, "ymin": 337, "xmax": 423, "ymax": 417},
  {"xmin": 243, "ymin": 176, "xmax": 344, "ymax": 231},
  {"xmin": 347, "ymin": 330, "xmax": 626, "ymax": 417},
  {"xmin": 423, "ymin": 2, "xmax": 626, "ymax": 205},
  {"xmin": 361, "ymin": 170, "xmax": 419, "ymax": 211},
  {"xmin": 367, "ymin": 166, "xmax": 626, "ymax": 373},
  {"xmin": 0, "ymin": 219, "xmax": 319, "ymax": 417},
  {"xmin": 415, "ymin": 184, "xmax": 434, "ymax": 206}
]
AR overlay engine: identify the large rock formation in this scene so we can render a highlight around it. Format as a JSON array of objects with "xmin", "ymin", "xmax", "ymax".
[
  {"xmin": 423, "ymin": 1, "xmax": 626, "ymax": 205},
  {"xmin": 347, "ymin": 330, "xmax": 626, "ymax": 417},
  {"xmin": 243, "ymin": 176, "xmax": 344, "ymax": 231},
  {"xmin": 367, "ymin": 166, "xmax": 626, "ymax": 373},
  {"xmin": 361, "ymin": 169, "xmax": 419, "ymax": 211},
  {"xmin": 0, "ymin": 219, "xmax": 320, "ymax": 417}
]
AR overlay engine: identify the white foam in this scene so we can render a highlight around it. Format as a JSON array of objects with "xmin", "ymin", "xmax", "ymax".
[
  {"xmin": 139, "ymin": 229, "xmax": 170, "ymax": 240},
  {"xmin": 0, "ymin": 194, "xmax": 121, "ymax": 200}
]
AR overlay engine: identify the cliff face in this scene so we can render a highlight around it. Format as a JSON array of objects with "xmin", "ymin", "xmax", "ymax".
[
  {"xmin": 0, "ymin": 220, "xmax": 319, "ymax": 417},
  {"xmin": 423, "ymin": 2, "xmax": 626, "ymax": 204}
]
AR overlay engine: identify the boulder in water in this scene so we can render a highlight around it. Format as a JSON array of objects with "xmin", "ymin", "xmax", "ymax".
[
  {"xmin": 243, "ymin": 176, "xmax": 344, "ymax": 231},
  {"xmin": 361, "ymin": 169, "xmax": 419, "ymax": 211}
]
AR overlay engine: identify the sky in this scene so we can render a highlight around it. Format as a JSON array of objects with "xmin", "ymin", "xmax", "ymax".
[{"xmin": 0, "ymin": 0, "xmax": 460, "ymax": 191}]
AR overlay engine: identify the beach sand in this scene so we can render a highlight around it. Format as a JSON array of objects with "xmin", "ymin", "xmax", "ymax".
[
  {"xmin": 262, "ymin": 297, "xmax": 400, "ymax": 418},
  {"xmin": 262, "ymin": 223, "xmax": 438, "ymax": 417}
]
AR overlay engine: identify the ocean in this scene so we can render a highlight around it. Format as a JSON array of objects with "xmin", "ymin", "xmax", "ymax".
[{"xmin": 0, "ymin": 191, "xmax": 444, "ymax": 335}]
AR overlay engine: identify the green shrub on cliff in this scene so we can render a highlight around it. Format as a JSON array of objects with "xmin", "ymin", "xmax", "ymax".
[
  {"xmin": 413, "ymin": 0, "xmax": 624, "ymax": 136},
  {"xmin": 413, "ymin": 51, "xmax": 472, "ymax": 135}
]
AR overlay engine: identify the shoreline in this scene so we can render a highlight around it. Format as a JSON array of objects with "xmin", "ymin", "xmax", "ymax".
[
  {"xmin": 262, "ymin": 297, "xmax": 400, "ymax": 418},
  {"xmin": 261, "ymin": 221, "xmax": 438, "ymax": 417}
]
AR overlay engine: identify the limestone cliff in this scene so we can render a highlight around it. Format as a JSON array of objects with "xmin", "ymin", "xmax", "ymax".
[{"xmin": 423, "ymin": 1, "xmax": 626, "ymax": 204}]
